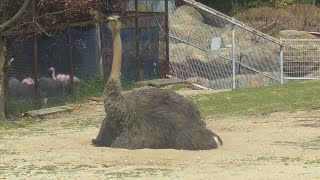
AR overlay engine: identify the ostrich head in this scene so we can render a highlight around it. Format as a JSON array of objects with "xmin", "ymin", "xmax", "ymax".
[
  {"xmin": 107, "ymin": 15, "xmax": 121, "ymax": 32},
  {"xmin": 49, "ymin": 67, "xmax": 54, "ymax": 72}
]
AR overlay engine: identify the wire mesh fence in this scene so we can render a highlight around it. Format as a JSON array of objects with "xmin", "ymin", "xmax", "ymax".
[
  {"xmin": 102, "ymin": 14, "xmax": 164, "ymax": 82},
  {"xmin": 2, "ymin": 0, "xmax": 166, "ymax": 104},
  {"xmin": 282, "ymin": 39, "xmax": 320, "ymax": 82},
  {"xmin": 5, "ymin": 26, "xmax": 100, "ymax": 100},
  {"xmin": 2, "ymin": 1, "xmax": 168, "ymax": 116},
  {"xmin": 168, "ymin": 0, "xmax": 283, "ymax": 90}
]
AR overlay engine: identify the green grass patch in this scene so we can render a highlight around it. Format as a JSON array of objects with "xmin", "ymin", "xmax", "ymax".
[
  {"xmin": 0, "ymin": 118, "xmax": 37, "ymax": 129},
  {"xmin": 191, "ymin": 80, "xmax": 320, "ymax": 118},
  {"xmin": 59, "ymin": 117, "xmax": 102, "ymax": 129},
  {"xmin": 6, "ymin": 78, "xmax": 320, "ymax": 120}
]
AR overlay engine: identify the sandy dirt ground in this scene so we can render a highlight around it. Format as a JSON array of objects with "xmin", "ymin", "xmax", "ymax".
[{"xmin": 1, "ymin": 91, "xmax": 320, "ymax": 180}]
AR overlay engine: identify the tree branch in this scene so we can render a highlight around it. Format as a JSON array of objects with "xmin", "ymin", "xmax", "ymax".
[{"xmin": 0, "ymin": 0, "xmax": 32, "ymax": 31}]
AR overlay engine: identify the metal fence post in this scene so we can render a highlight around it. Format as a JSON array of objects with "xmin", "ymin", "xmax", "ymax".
[
  {"xmin": 135, "ymin": 0, "xmax": 142, "ymax": 81},
  {"xmin": 67, "ymin": 25, "xmax": 74, "ymax": 94},
  {"xmin": 165, "ymin": 0, "xmax": 170, "ymax": 76},
  {"xmin": 280, "ymin": 39, "xmax": 284, "ymax": 84},
  {"xmin": 231, "ymin": 18, "xmax": 236, "ymax": 89},
  {"xmin": 31, "ymin": 0, "xmax": 40, "ymax": 107}
]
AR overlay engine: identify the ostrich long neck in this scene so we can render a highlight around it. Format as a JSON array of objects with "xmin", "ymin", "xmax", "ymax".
[
  {"xmin": 103, "ymin": 23, "xmax": 127, "ymax": 116},
  {"xmin": 110, "ymin": 28, "xmax": 122, "ymax": 79}
]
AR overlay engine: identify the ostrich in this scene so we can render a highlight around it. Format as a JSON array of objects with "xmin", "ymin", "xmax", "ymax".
[
  {"xmin": 92, "ymin": 15, "xmax": 222, "ymax": 150},
  {"xmin": 8, "ymin": 77, "xmax": 21, "ymax": 98},
  {"xmin": 49, "ymin": 67, "xmax": 80, "ymax": 95},
  {"xmin": 39, "ymin": 77, "xmax": 60, "ymax": 97}
]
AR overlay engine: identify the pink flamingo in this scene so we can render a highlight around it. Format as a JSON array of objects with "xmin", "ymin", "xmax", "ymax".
[
  {"xmin": 21, "ymin": 77, "xmax": 35, "ymax": 86},
  {"xmin": 49, "ymin": 67, "xmax": 80, "ymax": 95},
  {"xmin": 20, "ymin": 77, "xmax": 35, "ymax": 98}
]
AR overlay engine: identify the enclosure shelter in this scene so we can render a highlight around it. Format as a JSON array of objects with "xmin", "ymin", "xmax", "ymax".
[{"xmin": 1, "ymin": 0, "xmax": 171, "ymax": 107}]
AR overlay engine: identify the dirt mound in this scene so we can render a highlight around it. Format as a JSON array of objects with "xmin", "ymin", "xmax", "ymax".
[
  {"xmin": 169, "ymin": 42, "xmax": 280, "ymax": 84},
  {"xmin": 170, "ymin": 22, "xmax": 231, "ymax": 49},
  {"xmin": 275, "ymin": 30, "xmax": 317, "ymax": 39},
  {"xmin": 92, "ymin": 87, "xmax": 222, "ymax": 150},
  {"xmin": 187, "ymin": 72, "xmax": 279, "ymax": 89},
  {"xmin": 170, "ymin": 43, "xmax": 231, "ymax": 63},
  {"xmin": 169, "ymin": 43, "xmax": 232, "ymax": 81},
  {"xmin": 170, "ymin": 22, "xmax": 252, "ymax": 50}
]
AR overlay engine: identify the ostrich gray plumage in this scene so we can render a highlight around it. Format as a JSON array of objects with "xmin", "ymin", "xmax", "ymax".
[{"xmin": 92, "ymin": 15, "xmax": 222, "ymax": 150}]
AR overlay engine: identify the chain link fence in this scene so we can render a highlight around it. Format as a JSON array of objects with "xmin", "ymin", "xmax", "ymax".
[{"xmin": 168, "ymin": 0, "xmax": 283, "ymax": 90}]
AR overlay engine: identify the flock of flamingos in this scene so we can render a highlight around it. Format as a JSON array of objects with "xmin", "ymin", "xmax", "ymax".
[{"xmin": 8, "ymin": 67, "xmax": 80, "ymax": 98}]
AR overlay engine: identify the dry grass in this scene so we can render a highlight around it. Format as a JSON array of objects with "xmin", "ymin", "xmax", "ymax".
[{"xmin": 235, "ymin": 4, "xmax": 320, "ymax": 36}]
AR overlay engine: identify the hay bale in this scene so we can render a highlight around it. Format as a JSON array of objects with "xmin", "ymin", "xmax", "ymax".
[{"xmin": 169, "ymin": 5, "xmax": 204, "ymax": 25}]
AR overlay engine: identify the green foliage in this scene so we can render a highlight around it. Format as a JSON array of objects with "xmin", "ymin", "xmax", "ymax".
[
  {"xmin": 191, "ymin": 80, "xmax": 320, "ymax": 118},
  {"xmin": 197, "ymin": 0, "xmax": 233, "ymax": 14},
  {"xmin": 72, "ymin": 76, "xmax": 105, "ymax": 100},
  {"xmin": 6, "ymin": 100, "xmax": 36, "ymax": 117},
  {"xmin": 120, "ymin": 73, "xmax": 135, "ymax": 91}
]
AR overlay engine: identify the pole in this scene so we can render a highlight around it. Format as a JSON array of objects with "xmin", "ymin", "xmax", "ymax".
[
  {"xmin": 31, "ymin": 0, "xmax": 40, "ymax": 106},
  {"xmin": 280, "ymin": 39, "xmax": 284, "ymax": 84},
  {"xmin": 99, "ymin": 24, "xmax": 107, "ymax": 80},
  {"xmin": 135, "ymin": 0, "xmax": 141, "ymax": 81},
  {"xmin": 3, "ymin": 3, "xmax": 8, "ymax": 116},
  {"xmin": 231, "ymin": 19, "xmax": 236, "ymax": 89},
  {"xmin": 164, "ymin": 0, "xmax": 170, "ymax": 76},
  {"xmin": 67, "ymin": 25, "xmax": 74, "ymax": 94},
  {"xmin": 97, "ymin": 0, "xmax": 106, "ymax": 80}
]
